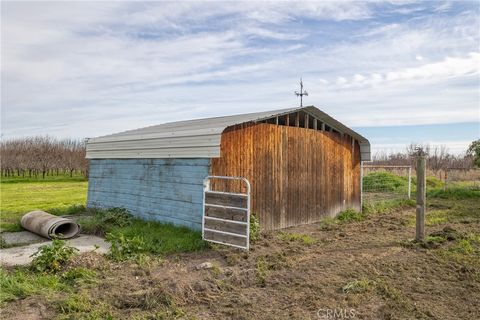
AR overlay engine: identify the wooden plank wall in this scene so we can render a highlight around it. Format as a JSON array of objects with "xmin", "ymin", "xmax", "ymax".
[
  {"xmin": 211, "ymin": 123, "xmax": 361, "ymax": 230},
  {"xmin": 87, "ymin": 158, "xmax": 210, "ymax": 230}
]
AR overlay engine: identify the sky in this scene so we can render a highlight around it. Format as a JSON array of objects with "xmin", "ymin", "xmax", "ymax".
[{"xmin": 1, "ymin": 1, "xmax": 479, "ymax": 155}]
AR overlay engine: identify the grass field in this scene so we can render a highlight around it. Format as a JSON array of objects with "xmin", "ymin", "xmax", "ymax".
[{"xmin": 0, "ymin": 176, "xmax": 88, "ymax": 231}]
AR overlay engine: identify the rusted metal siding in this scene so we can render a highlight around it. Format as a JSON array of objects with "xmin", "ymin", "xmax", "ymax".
[{"xmin": 211, "ymin": 123, "xmax": 361, "ymax": 230}]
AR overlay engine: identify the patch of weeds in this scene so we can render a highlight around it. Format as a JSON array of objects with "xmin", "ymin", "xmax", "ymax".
[
  {"xmin": 0, "ymin": 236, "xmax": 7, "ymax": 248},
  {"xmin": 337, "ymin": 209, "xmax": 364, "ymax": 223},
  {"xmin": 362, "ymin": 199, "xmax": 415, "ymax": 216},
  {"xmin": 225, "ymin": 254, "xmax": 239, "ymax": 266},
  {"xmin": 278, "ymin": 232, "xmax": 315, "ymax": 245},
  {"xmin": 255, "ymin": 256, "xmax": 268, "ymax": 287},
  {"xmin": 113, "ymin": 288, "xmax": 185, "ymax": 318},
  {"xmin": 82, "ymin": 208, "xmax": 207, "ymax": 256},
  {"xmin": 0, "ymin": 267, "xmax": 66, "ymax": 303},
  {"xmin": 435, "ymin": 233, "xmax": 480, "ymax": 280},
  {"xmin": 407, "ymin": 199, "xmax": 480, "ymax": 226},
  {"xmin": 424, "ymin": 210, "xmax": 451, "ymax": 226},
  {"xmin": 342, "ymin": 278, "xmax": 374, "ymax": 294},
  {"xmin": 31, "ymin": 238, "xmax": 78, "ymax": 273},
  {"xmin": 318, "ymin": 217, "xmax": 338, "ymax": 230},
  {"xmin": 210, "ymin": 263, "xmax": 222, "ymax": 278},
  {"xmin": 429, "ymin": 226, "xmax": 460, "ymax": 241},
  {"xmin": 255, "ymin": 252, "xmax": 291, "ymax": 287},
  {"xmin": 58, "ymin": 292, "xmax": 114, "ymax": 319},
  {"xmin": 113, "ymin": 220, "xmax": 207, "ymax": 256},
  {"xmin": 1, "ymin": 222, "xmax": 23, "ymax": 232},
  {"xmin": 427, "ymin": 187, "xmax": 480, "ymax": 200},
  {"xmin": 421, "ymin": 236, "xmax": 447, "ymax": 249},
  {"xmin": 342, "ymin": 278, "xmax": 418, "ymax": 315},
  {"xmin": 249, "ymin": 214, "xmax": 261, "ymax": 243},
  {"xmin": 363, "ymin": 172, "xmax": 409, "ymax": 193},
  {"xmin": 106, "ymin": 232, "xmax": 145, "ymax": 262},
  {"xmin": 49, "ymin": 204, "xmax": 87, "ymax": 216},
  {"xmin": 448, "ymin": 233, "xmax": 480, "ymax": 255},
  {"xmin": 61, "ymin": 267, "xmax": 97, "ymax": 286},
  {"xmin": 78, "ymin": 207, "xmax": 133, "ymax": 235},
  {"xmin": 149, "ymin": 303, "xmax": 186, "ymax": 319},
  {"xmin": 401, "ymin": 226, "xmax": 460, "ymax": 249},
  {"xmin": 426, "ymin": 176, "xmax": 445, "ymax": 189},
  {"xmin": 375, "ymin": 280, "xmax": 405, "ymax": 304}
]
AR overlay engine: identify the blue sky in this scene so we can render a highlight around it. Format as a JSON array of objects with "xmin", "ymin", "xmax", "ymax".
[{"xmin": 1, "ymin": 1, "xmax": 479, "ymax": 155}]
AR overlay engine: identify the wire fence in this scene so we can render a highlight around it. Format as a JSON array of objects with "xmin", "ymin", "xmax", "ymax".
[
  {"xmin": 444, "ymin": 168, "xmax": 480, "ymax": 190},
  {"xmin": 361, "ymin": 165, "xmax": 412, "ymax": 204}
]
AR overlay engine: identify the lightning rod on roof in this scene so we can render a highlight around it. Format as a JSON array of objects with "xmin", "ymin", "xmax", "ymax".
[{"xmin": 294, "ymin": 78, "xmax": 308, "ymax": 107}]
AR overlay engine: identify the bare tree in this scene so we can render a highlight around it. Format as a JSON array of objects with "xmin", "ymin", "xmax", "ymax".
[{"xmin": 0, "ymin": 136, "xmax": 87, "ymax": 179}]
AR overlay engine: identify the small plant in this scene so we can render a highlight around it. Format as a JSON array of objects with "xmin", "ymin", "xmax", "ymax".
[
  {"xmin": 254, "ymin": 252, "xmax": 291, "ymax": 287},
  {"xmin": 98, "ymin": 207, "xmax": 133, "ymax": 227},
  {"xmin": 31, "ymin": 239, "xmax": 78, "ymax": 273},
  {"xmin": 337, "ymin": 209, "xmax": 364, "ymax": 222},
  {"xmin": 0, "ymin": 236, "xmax": 7, "ymax": 249},
  {"xmin": 106, "ymin": 232, "xmax": 145, "ymax": 262},
  {"xmin": 79, "ymin": 207, "xmax": 133, "ymax": 235},
  {"xmin": 255, "ymin": 256, "xmax": 268, "ymax": 287},
  {"xmin": 342, "ymin": 278, "xmax": 374, "ymax": 293},
  {"xmin": 319, "ymin": 217, "xmax": 338, "ymax": 230},
  {"xmin": 61, "ymin": 268, "xmax": 97, "ymax": 286},
  {"xmin": 249, "ymin": 213, "xmax": 260, "ymax": 242},
  {"xmin": 58, "ymin": 292, "xmax": 114, "ymax": 319},
  {"xmin": 278, "ymin": 232, "xmax": 315, "ymax": 245}
]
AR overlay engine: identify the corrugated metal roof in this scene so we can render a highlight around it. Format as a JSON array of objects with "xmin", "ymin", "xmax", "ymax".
[{"xmin": 86, "ymin": 106, "xmax": 371, "ymax": 161}]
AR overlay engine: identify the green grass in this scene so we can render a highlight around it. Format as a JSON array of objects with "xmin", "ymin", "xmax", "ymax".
[
  {"xmin": 112, "ymin": 220, "xmax": 207, "ymax": 256},
  {"xmin": 0, "ymin": 267, "xmax": 67, "ymax": 304},
  {"xmin": 277, "ymin": 232, "xmax": 315, "ymax": 245},
  {"xmin": 342, "ymin": 278, "xmax": 374, "ymax": 293},
  {"xmin": 79, "ymin": 208, "xmax": 207, "ymax": 256},
  {"xmin": 362, "ymin": 198, "xmax": 416, "ymax": 215},
  {"xmin": 317, "ymin": 199, "xmax": 415, "ymax": 231},
  {"xmin": 1, "ymin": 173, "xmax": 86, "ymax": 184},
  {"xmin": 427, "ymin": 187, "xmax": 480, "ymax": 200},
  {"xmin": 363, "ymin": 171, "xmax": 445, "ymax": 194},
  {"xmin": 404, "ymin": 198, "xmax": 480, "ymax": 227},
  {"xmin": 363, "ymin": 172, "xmax": 409, "ymax": 193},
  {"xmin": 0, "ymin": 176, "xmax": 87, "ymax": 231},
  {"xmin": 337, "ymin": 208, "xmax": 364, "ymax": 222}
]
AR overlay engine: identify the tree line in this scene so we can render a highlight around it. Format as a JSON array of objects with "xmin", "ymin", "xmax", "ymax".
[
  {"xmin": 370, "ymin": 140, "xmax": 479, "ymax": 177},
  {"xmin": 1, "ymin": 136, "xmax": 88, "ymax": 179}
]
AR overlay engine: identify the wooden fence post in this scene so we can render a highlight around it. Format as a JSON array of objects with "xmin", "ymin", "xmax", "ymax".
[{"xmin": 416, "ymin": 154, "xmax": 426, "ymax": 241}]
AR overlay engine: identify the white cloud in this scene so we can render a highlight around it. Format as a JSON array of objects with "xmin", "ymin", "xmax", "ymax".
[{"xmin": 333, "ymin": 53, "xmax": 479, "ymax": 88}]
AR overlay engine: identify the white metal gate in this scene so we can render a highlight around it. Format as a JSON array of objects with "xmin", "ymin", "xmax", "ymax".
[{"xmin": 202, "ymin": 176, "xmax": 251, "ymax": 250}]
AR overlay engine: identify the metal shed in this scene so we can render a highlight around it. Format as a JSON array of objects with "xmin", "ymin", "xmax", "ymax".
[{"xmin": 86, "ymin": 106, "xmax": 370, "ymax": 231}]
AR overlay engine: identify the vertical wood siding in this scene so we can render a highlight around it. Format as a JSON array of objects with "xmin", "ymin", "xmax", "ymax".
[
  {"xmin": 211, "ymin": 123, "xmax": 361, "ymax": 230},
  {"xmin": 87, "ymin": 159, "xmax": 210, "ymax": 230}
]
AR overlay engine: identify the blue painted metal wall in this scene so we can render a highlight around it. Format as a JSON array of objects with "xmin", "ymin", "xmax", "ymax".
[{"xmin": 87, "ymin": 159, "xmax": 210, "ymax": 230}]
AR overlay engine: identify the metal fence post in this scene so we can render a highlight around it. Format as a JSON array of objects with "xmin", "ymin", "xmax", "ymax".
[
  {"xmin": 408, "ymin": 166, "xmax": 412, "ymax": 199},
  {"xmin": 360, "ymin": 161, "xmax": 364, "ymax": 213},
  {"xmin": 416, "ymin": 155, "xmax": 426, "ymax": 241}
]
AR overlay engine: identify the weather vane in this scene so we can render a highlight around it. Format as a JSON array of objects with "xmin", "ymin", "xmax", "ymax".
[{"xmin": 295, "ymin": 78, "xmax": 308, "ymax": 107}]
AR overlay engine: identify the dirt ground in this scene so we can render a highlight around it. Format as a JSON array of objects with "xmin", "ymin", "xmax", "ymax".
[{"xmin": 2, "ymin": 201, "xmax": 479, "ymax": 320}]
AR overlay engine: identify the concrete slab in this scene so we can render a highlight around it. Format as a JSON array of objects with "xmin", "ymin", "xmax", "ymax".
[
  {"xmin": 0, "ymin": 235, "xmax": 110, "ymax": 267},
  {"xmin": 1, "ymin": 231, "xmax": 49, "ymax": 246}
]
